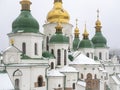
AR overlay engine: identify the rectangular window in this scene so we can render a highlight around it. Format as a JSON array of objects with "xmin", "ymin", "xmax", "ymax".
[
  {"xmin": 57, "ymin": 49, "xmax": 61, "ymax": 65},
  {"xmin": 35, "ymin": 43, "xmax": 38, "ymax": 55},
  {"xmin": 22, "ymin": 42, "xmax": 26, "ymax": 54}
]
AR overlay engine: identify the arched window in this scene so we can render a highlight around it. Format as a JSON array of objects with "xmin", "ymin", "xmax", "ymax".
[
  {"xmin": 73, "ymin": 83, "xmax": 76, "ymax": 89},
  {"xmin": 86, "ymin": 53, "xmax": 89, "ymax": 57},
  {"xmin": 99, "ymin": 52, "xmax": 102, "ymax": 60},
  {"xmin": 58, "ymin": 84, "xmax": 61, "ymax": 87},
  {"xmin": 38, "ymin": 75, "xmax": 43, "ymax": 87},
  {"xmin": 64, "ymin": 50, "xmax": 67, "ymax": 65},
  {"xmin": 46, "ymin": 36, "xmax": 49, "ymax": 51},
  {"xmin": 51, "ymin": 62, "xmax": 54, "ymax": 69},
  {"xmin": 81, "ymin": 74, "xmax": 84, "ymax": 79},
  {"xmin": 57, "ymin": 49, "xmax": 61, "ymax": 65},
  {"xmin": 13, "ymin": 69, "xmax": 22, "ymax": 76},
  {"xmin": 22, "ymin": 42, "xmax": 26, "ymax": 54},
  {"xmin": 87, "ymin": 73, "xmax": 92, "ymax": 80},
  {"xmin": 34, "ymin": 43, "xmax": 38, "ymax": 55},
  {"xmin": 15, "ymin": 79, "xmax": 19, "ymax": 90}
]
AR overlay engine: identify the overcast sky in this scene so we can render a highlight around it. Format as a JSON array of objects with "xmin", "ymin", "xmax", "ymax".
[{"xmin": 0, "ymin": 0, "xmax": 120, "ymax": 51}]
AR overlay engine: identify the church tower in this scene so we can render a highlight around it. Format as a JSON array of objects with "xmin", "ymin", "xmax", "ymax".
[
  {"xmin": 92, "ymin": 10, "xmax": 109, "ymax": 60},
  {"xmin": 49, "ymin": 22, "xmax": 69, "ymax": 68},
  {"xmin": 8, "ymin": 0, "xmax": 43, "ymax": 58},
  {"xmin": 79, "ymin": 24, "xmax": 94, "ymax": 59},
  {"xmin": 73, "ymin": 19, "xmax": 80, "ymax": 51},
  {"xmin": 43, "ymin": 0, "xmax": 73, "ymax": 51}
]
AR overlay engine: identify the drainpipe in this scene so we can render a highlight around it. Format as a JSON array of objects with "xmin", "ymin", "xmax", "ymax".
[
  {"xmin": 45, "ymin": 64, "xmax": 50, "ymax": 90},
  {"xmin": 64, "ymin": 75, "xmax": 66, "ymax": 90}
]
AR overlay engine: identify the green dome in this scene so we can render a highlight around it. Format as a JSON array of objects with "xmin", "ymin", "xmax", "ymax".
[
  {"xmin": 79, "ymin": 39, "xmax": 94, "ymax": 48},
  {"xmin": 92, "ymin": 32, "xmax": 107, "ymax": 48},
  {"xmin": 12, "ymin": 11, "xmax": 39, "ymax": 33},
  {"xmin": 49, "ymin": 34, "xmax": 69, "ymax": 44},
  {"xmin": 42, "ymin": 51, "xmax": 54, "ymax": 58},
  {"xmin": 73, "ymin": 38, "xmax": 80, "ymax": 50}
]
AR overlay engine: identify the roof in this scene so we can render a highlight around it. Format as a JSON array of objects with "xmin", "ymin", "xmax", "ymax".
[
  {"xmin": 118, "ymin": 74, "xmax": 120, "ymax": 79},
  {"xmin": 49, "ymin": 34, "xmax": 69, "ymax": 44},
  {"xmin": 59, "ymin": 65, "xmax": 78, "ymax": 73},
  {"xmin": 73, "ymin": 38, "xmax": 80, "ymax": 50},
  {"xmin": 47, "ymin": 1, "xmax": 70, "ymax": 23},
  {"xmin": 12, "ymin": 11, "xmax": 39, "ymax": 33},
  {"xmin": 79, "ymin": 39, "xmax": 94, "ymax": 48},
  {"xmin": 111, "ymin": 75, "xmax": 120, "ymax": 85},
  {"xmin": 70, "ymin": 54, "xmax": 100, "ymax": 65},
  {"xmin": 42, "ymin": 51, "xmax": 54, "ymax": 58},
  {"xmin": 77, "ymin": 80, "xmax": 86, "ymax": 87},
  {"xmin": 0, "ymin": 72, "xmax": 14, "ymax": 89},
  {"xmin": 47, "ymin": 69, "xmax": 64, "ymax": 77},
  {"xmin": 4, "ymin": 45, "xmax": 21, "ymax": 53},
  {"xmin": 92, "ymin": 32, "xmax": 107, "ymax": 48}
]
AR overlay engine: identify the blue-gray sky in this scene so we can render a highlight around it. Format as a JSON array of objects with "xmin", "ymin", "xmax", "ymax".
[{"xmin": 0, "ymin": 0, "xmax": 120, "ymax": 51}]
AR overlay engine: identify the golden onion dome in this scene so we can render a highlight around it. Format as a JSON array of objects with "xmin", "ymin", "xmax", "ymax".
[
  {"xmin": 75, "ymin": 27, "xmax": 79, "ymax": 33},
  {"xmin": 95, "ymin": 19, "xmax": 101, "ymax": 26},
  {"xmin": 47, "ymin": 1, "xmax": 70, "ymax": 23}
]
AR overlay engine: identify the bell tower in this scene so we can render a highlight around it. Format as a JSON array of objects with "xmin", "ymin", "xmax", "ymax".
[
  {"xmin": 43, "ymin": 0, "xmax": 73, "ymax": 52},
  {"xmin": 8, "ymin": 0, "xmax": 43, "ymax": 58}
]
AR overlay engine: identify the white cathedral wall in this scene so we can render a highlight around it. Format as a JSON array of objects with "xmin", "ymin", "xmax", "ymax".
[
  {"xmin": 71, "ymin": 64, "xmax": 100, "ymax": 80},
  {"xmin": 6, "ymin": 67, "xmax": 31, "ymax": 90},
  {"xmin": 6, "ymin": 66, "xmax": 47, "ymax": 90},
  {"xmin": 3, "ymin": 52, "xmax": 21, "ymax": 64},
  {"xmin": 8, "ymin": 33, "xmax": 43, "ymax": 58},
  {"xmin": 21, "ymin": 59, "xmax": 49, "ymax": 64},
  {"xmin": 94, "ymin": 48, "xmax": 109, "ymax": 61},
  {"xmin": 49, "ymin": 44, "xmax": 69, "ymax": 67},
  {"xmin": 63, "ymin": 72, "xmax": 78, "ymax": 88},
  {"xmin": 105, "ymin": 66, "xmax": 114, "ymax": 75},
  {"xmin": 79, "ymin": 48, "xmax": 94, "ymax": 59},
  {"xmin": 100, "ymin": 81, "xmax": 105, "ymax": 90},
  {"xmin": 116, "ymin": 65, "xmax": 120, "ymax": 74},
  {"xmin": 47, "ymin": 76, "xmax": 64, "ymax": 90}
]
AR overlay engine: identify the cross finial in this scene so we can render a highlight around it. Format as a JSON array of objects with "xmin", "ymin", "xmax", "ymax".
[
  {"xmin": 76, "ymin": 19, "xmax": 78, "ymax": 27},
  {"xmin": 97, "ymin": 9, "xmax": 99, "ymax": 20},
  {"xmin": 10, "ymin": 39, "xmax": 14, "ymax": 46}
]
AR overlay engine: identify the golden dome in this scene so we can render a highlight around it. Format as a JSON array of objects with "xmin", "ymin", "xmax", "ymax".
[
  {"xmin": 96, "ymin": 19, "xmax": 101, "ymax": 26},
  {"xmin": 75, "ymin": 27, "xmax": 79, "ymax": 33},
  {"xmin": 47, "ymin": 2, "xmax": 70, "ymax": 23}
]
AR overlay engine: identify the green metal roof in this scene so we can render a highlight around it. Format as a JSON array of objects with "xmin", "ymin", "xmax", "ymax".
[
  {"xmin": 68, "ymin": 54, "xmax": 74, "ymax": 61},
  {"xmin": 42, "ymin": 51, "xmax": 54, "ymax": 58},
  {"xmin": 79, "ymin": 39, "xmax": 94, "ymax": 48},
  {"xmin": 12, "ymin": 11, "xmax": 39, "ymax": 33},
  {"xmin": 92, "ymin": 32, "xmax": 107, "ymax": 48},
  {"xmin": 73, "ymin": 38, "xmax": 80, "ymax": 50},
  {"xmin": 49, "ymin": 33, "xmax": 69, "ymax": 44}
]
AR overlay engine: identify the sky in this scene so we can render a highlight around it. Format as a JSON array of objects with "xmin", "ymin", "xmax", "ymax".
[{"xmin": 0, "ymin": 0, "xmax": 120, "ymax": 51}]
